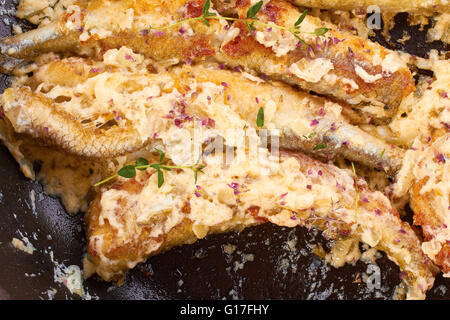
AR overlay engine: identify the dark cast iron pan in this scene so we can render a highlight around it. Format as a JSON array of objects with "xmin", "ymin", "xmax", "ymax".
[{"xmin": 0, "ymin": 0, "xmax": 449, "ymax": 300}]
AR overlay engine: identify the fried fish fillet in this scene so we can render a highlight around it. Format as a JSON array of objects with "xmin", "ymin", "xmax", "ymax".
[
  {"xmin": 84, "ymin": 148, "xmax": 437, "ymax": 300},
  {"xmin": 289, "ymin": 0, "xmax": 449, "ymax": 13},
  {"xmin": 0, "ymin": 54, "xmax": 404, "ymax": 174},
  {"xmin": 0, "ymin": 0, "xmax": 415, "ymax": 121},
  {"xmin": 409, "ymin": 135, "xmax": 450, "ymax": 277}
]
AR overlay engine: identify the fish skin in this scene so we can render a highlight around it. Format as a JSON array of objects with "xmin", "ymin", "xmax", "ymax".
[
  {"xmin": 0, "ymin": 0, "xmax": 415, "ymax": 122},
  {"xmin": 1, "ymin": 87, "xmax": 148, "ymax": 158},
  {"xmin": 0, "ymin": 58, "xmax": 404, "ymax": 175},
  {"xmin": 84, "ymin": 149, "xmax": 437, "ymax": 299}
]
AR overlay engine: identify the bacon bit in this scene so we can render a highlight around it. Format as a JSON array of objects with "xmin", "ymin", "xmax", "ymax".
[
  {"xmin": 374, "ymin": 208, "xmax": 382, "ymax": 215},
  {"xmin": 332, "ymin": 37, "xmax": 341, "ymax": 45},
  {"xmin": 267, "ymin": 27, "xmax": 272, "ymax": 32},
  {"xmin": 308, "ymin": 169, "xmax": 313, "ymax": 175},
  {"xmin": 0, "ymin": 109, "xmax": 3, "ymax": 118},
  {"xmin": 261, "ymin": 2, "xmax": 282, "ymax": 23},
  {"xmin": 317, "ymin": 108, "xmax": 326, "ymax": 117},
  {"xmin": 196, "ymin": 185, "xmax": 202, "ymax": 190},
  {"xmin": 306, "ymin": 185, "xmax": 312, "ymax": 190},
  {"xmin": 227, "ymin": 182, "xmax": 246, "ymax": 195},
  {"xmin": 186, "ymin": 58, "xmax": 192, "ymax": 65},
  {"xmin": 341, "ymin": 229, "xmax": 350, "ymax": 236},
  {"xmin": 207, "ymin": 96, "xmax": 211, "ymax": 102},
  {"xmin": 394, "ymin": 238, "xmax": 401, "ymax": 243},
  {"xmin": 330, "ymin": 123, "xmax": 336, "ymax": 131},
  {"xmin": 140, "ymin": 29, "xmax": 149, "ymax": 36},
  {"xmin": 342, "ymin": 141, "xmax": 349, "ymax": 146},
  {"xmin": 174, "ymin": 118, "xmax": 184, "ymax": 128},
  {"xmin": 280, "ymin": 201, "xmax": 286, "ymax": 206},
  {"xmin": 195, "ymin": 191, "xmax": 201, "ymax": 197},
  {"xmin": 362, "ymin": 197, "xmax": 369, "ymax": 203},
  {"xmin": 153, "ymin": 31, "xmax": 165, "ymax": 37},
  {"xmin": 234, "ymin": 66, "xmax": 243, "ymax": 73},
  {"xmin": 89, "ymin": 68, "xmax": 101, "ymax": 73},
  {"xmin": 221, "ymin": 82, "xmax": 228, "ymax": 88},
  {"xmin": 440, "ymin": 91, "xmax": 448, "ymax": 99},
  {"xmin": 152, "ymin": 132, "xmax": 158, "ymax": 139},
  {"xmin": 435, "ymin": 153, "xmax": 445, "ymax": 163},
  {"xmin": 280, "ymin": 192, "xmax": 288, "ymax": 198},
  {"xmin": 336, "ymin": 181, "xmax": 345, "ymax": 191},
  {"xmin": 201, "ymin": 118, "xmax": 215, "ymax": 129},
  {"xmin": 441, "ymin": 122, "xmax": 450, "ymax": 131},
  {"xmin": 290, "ymin": 216, "xmax": 297, "ymax": 220},
  {"xmin": 399, "ymin": 229, "xmax": 407, "ymax": 234},
  {"xmin": 317, "ymin": 170, "xmax": 323, "ymax": 176},
  {"xmin": 125, "ymin": 54, "xmax": 136, "ymax": 62},
  {"xmin": 310, "ymin": 119, "xmax": 319, "ymax": 126},
  {"xmin": 44, "ymin": 127, "xmax": 49, "ymax": 132},
  {"xmin": 218, "ymin": 64, "xmax": 225, "ymax": 70},
  {"xmin": 255, "ymin": 97, "xmax": 259, "ymax": 104},
  {"xmin": 245, "ymin": 205, "xmax": 267, "ymax": 222},
  {"xmin": 348, "ymin": 47, "xmax": 355, "ymax": 58},
  {"xmin": 184, "ymin": 0, "xmax": 203, "ymax": 18},
  {"xmin": 179, "ymin": 27, "xmax": 186, "ymax": 34}
]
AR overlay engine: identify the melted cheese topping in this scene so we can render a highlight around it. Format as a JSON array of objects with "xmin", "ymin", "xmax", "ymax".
[
  {"xmin": 389, "ymin": 59, "xmax": 450, "ymax": 146},
  {"xmin": 289, "ymin": 58, "xmax": 334, "ymax": 83}
]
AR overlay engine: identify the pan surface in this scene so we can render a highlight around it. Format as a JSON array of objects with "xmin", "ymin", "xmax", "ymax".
[{"xmin": 0, "ymin": 0, "xmax": 449, "ymax": 300}]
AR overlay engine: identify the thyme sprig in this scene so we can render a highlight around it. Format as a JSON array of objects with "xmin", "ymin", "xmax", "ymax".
[
  {"xmin": 94, "ymin": 149, "xmax": 206, "ymax": 188},
  {"xmin": 149, "ymin": 0, "xmax": 328, "ymax": 45}
]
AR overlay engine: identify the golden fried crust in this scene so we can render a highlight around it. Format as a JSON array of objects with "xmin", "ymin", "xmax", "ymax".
[
  {"xmin": 219, "ymin": 0, "xmax": 415, "ymax": 117},
  {"xmin": 85, "ymin": 150, "xmax": 437, "ymax": 299},
  {"xmin": 409, "ymin": 134, "xmax": 449, "ymax": 277},
  {"xmin": 1, "ymin": 0, "xmax": 415, "ymax": 121}
]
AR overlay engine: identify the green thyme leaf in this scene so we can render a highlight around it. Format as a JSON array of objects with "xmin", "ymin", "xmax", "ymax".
[
  {"xmin": 118, "ymin": 165, "xmax": 137, "ymax": 178},
  {"xmin": 294, "ymin": 9, "xmax": 308, "ymax": 27},
  {"xmin": 202, "ymin": 0, "xmax": 211, "ymax": 16},
  {"xmin": 155, "ymin": 148, "xmax": 165, "ymax": 163},
  {"xmin": 247, "ymin": 0, "xmax": 263, "ymax": 19},
  {"xmin": 303, "ymin": 132, "xmax": 317, "ymax": 139},
  {"xmin": 256, "ymin": 107, "xmax": 264, "ymax": 128},
  {"xmin": 136, "ymin": 157, "xmax": 149, "ymax": 170},
  {"xmin": 313, "ymin": 143, "xmax": 327, "ymax": 150},
  {"xmin": 379, "ymin": 149, "xmax": 385, "ymax": 159},
  {"xmin": 245, "ymin": 21, "xmax": 256, "ymax": 34},
  {"xmin": 157, "ymin": 169, "xmax": 164, "ymax": 188},
  {"xmin": 314, "ymin": 27, "xmax": 329, "ymax": 36},
  {"xmin": 293, "ymin": 34, "xmax": 309, "ymax": 46},
  {"xmin": 194, "ymin": 170, "xmax": 198, "ymax": 184}
]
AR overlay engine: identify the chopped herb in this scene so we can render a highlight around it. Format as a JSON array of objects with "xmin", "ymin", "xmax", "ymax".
[
  {"xmin": 303, "ymin": 132, "xmax": 317, "ymax": 139},
  {"xmin": 246, "ymin": 0, "xmax": 263, "ymax": 19},
  {"xmin": 314, "ymin": 27, "xmax": 329, "ymax": 36},
  {"xmin": 256, "ymin": 107, "xmax": 264, "ymax": 127},
  {"xmin": 118, "ymin": 165, "xmax": 137, "ymax": 178},
  {"xmin": 145, "ymin": 0, "xmax": 327, "ymax": 50},
  {"xmin": 294, "ymin": 9, "xmax": 308, "ymax": 27},
  {"xmin": 313, "ymin": 143, "xmax": 327, "ymax": 150},
  {"xmin": 94, "ymin": 149, "xmax": 206, "ymax": 188}
]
